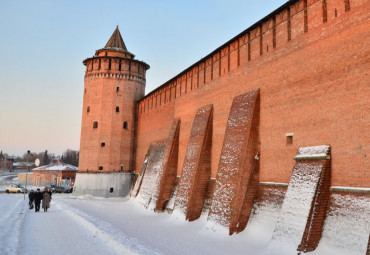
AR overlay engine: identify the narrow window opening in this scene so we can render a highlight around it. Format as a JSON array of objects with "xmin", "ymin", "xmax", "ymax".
[
  {"xmin": 344, "ymin": 0, "xmax": 350, "ymax": 12},
  {"xmin": 93, "ymin": 121, "xmax": 98, "ymax": 129},
  {"xmin": 287, "ymin": 8, "xmax": 291, "ymax": 41},
  {"xmin": 286, "ymin": 133, "xmax": 293, "ymax": 146},
  {"xmin": 116, "ymin": 87, "xmax": 119, "ymax": 92},
  {"xmin": 110, "ymin": 187, "xmax": 114, "ymax": 193},
  {"xmin": 99, "ymin": 166, "xmax": 103, "ymax": 171},
  {"xmin": 335, "ymin": 8, "xmax": 337, "ymax": 17},
  {"xmin": 123, "ymin": 121, "xmax": 128, "ymax": 129},
  {"xmin": 91, "ymin": 61, "xmax": 94, "ymax": 71},
  {"xmin": 273, "ymin": 17, "xmax": 277, "ymax": 48},
  {"xmin": 116, "ymin": 106, "xmax": 120, "ymax": 113},
  {"xmin": 248, "ymin": 33, "xmax": 251, "ymax": 61},
  {"xmin": 87, "ymin": 106, "xmax": 90, "ymax": 113},
  {"xmin": 84, "ymin": 88, "xmax": 86, "ymax": 94},
  {"xmin": 259, "ymin": 26, "xmax": 263, "ymax": 56},
  {"xmin": 119, "ymin": 60, "xmax": 121, "ymax": 71},
  {"xmin": 108, "ymin": 59, "xmax": 111, "ymax": 70},
  {"xmin": 101, "ymin": 142, "xmax": 105, "ymax": 147},
  {"xmin": 322, "ymin": 0, "xmax": 328, "ymax": 23},
  {"xmin": 120, "ymin": 165, "xmax": 124, "ymax": 171},
  {"xmin": 304, "ymin": 0, "xmax": 308, "ymax": 33},
  {"xmin": 98, "ymin": 59, "xmax": 101, "ymax": 70}
]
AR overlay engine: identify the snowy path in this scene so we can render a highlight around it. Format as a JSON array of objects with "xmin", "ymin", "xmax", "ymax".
[
  {"xmin": 0, "ymin": 194, "xmax": 257, "ymax": 255},
  {"xmin": 0, "ymin": 195, "xmax": 26, "ymax": 254},
  {"xmin": 0, "ymin": 194, "xmax": 161, "ymax": 255}
]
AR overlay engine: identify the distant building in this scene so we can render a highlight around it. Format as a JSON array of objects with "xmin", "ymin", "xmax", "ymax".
[
  {"xmin": 1, "ymin": 156, "xmax": 15, "ymax": 170},
  {"xmin": 32, "ymin": 162, "xmax": 78, "ymax": 187},
  {"xmin": 17, "ymin": 173, "xmax": 33, "ymax": 186}
]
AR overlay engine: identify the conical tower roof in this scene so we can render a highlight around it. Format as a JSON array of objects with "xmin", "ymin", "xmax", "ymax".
[
  {"xmin": 94, "ymin": 26, "xmax": 135, "ymax": 59},
  {"xmin": 105, "ymin": 26, "xmax": 127, "ymax": 51}
]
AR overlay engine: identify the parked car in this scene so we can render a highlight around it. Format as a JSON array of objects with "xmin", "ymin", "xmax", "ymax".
[
  {"xmin": 64, "ymin": 186, "xmax": 73, "ymax": 193},
  {"xmin": 45, "ymin": 184, "xmax": 66, "ymax": 193},
  {"xmin": 5, "ymin": 184, "xmax": 27, "ymax": 193},
  {"xmin": 45, "ymin": 184, "xmax": 57, "ymax": 192}
]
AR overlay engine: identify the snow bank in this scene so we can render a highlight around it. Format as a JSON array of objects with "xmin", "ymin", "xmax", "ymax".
[{"xmin": 312, "ymin": 193, "xmax": 370, "ymax": 255}]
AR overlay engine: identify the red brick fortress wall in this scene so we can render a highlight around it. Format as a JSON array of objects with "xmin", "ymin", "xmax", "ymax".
[{"xmin": 136, "ymin": 0, "xmax": 370, "ymax": 188}]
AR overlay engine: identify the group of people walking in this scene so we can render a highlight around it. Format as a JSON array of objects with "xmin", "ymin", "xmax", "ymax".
[{"xmin": 28, "ymin": 188, "xmax": 51, "ymax": 212}]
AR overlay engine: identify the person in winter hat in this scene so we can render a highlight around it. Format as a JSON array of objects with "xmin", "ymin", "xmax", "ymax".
[
  {"xmin": 28, "ymin": 190, "xmax": 35, "ymax": 208},
  {"xmin": 34, "ymin": 189, "xmax": 43, "ymax": 212},
  {"xmin": 42, "ymin": 189, "xmax": 51, "ymax": 212}
]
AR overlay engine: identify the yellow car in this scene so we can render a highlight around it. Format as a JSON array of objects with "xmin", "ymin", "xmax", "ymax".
[{"xmin": 5, "ymin": 184, "xmax": 27, "ymax": 193}]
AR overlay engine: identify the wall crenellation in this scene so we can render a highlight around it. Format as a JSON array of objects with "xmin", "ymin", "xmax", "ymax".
[{"xmin": 138, "ymin": 0, "xmax": 356, "ymax": 115}]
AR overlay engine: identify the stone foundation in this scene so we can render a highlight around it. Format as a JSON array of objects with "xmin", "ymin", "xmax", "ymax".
[{"xmin": 73, "ymin": 172, "xmax": 134, "ymax": 198}]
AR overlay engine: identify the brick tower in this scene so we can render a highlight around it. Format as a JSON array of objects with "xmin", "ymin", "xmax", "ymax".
[{"xmin": 79, "ymin": 27, "xmax": 149, "ymax": 174}]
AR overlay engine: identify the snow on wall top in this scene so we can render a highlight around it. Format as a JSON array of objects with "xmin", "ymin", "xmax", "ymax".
[
  {"xmin": 295, "ymin": 145, "xmax": 330, "ymax": 160},
  {"xmin": 33, "ymin": 162, "xmax": 78, "ymax": 171}
]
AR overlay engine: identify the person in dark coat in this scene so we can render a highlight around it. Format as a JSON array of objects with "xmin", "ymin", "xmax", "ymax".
[
  {"xmin": 28, "ymin": 190, "xmax": 35, "ymax": 208},
  {"xmin": 34, "ymin": 188, "xmax": 43, "ymax": 212},
  {"xmin": 42, "ymin": 189, "xmax": 51, "ymax": 212}
]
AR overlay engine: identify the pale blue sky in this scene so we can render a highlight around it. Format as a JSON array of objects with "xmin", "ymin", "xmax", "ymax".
[{"xmin": 0, "ymin": 0, "xmax": 287, "ymax": 156}]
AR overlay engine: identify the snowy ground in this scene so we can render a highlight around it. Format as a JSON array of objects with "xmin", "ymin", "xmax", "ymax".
[
  {"xmin": 0, "ymin": 190, "xmax": 368, "ymax": 255},
  {"xmin": 0, "ymin": 194, "xmax": 262, "ymax": 255}
]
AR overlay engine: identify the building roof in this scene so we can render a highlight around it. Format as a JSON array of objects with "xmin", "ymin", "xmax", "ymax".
[
  {"xmin": 94, "ymin": 26, "xmax": 135, "ymax": 58},
  {"xmin": 33, "ymin": 162, "xmax": 78, "ymax": 171},
  {"xmin": 105, "ymin": 26, "xmax": 127, "ymax": 51}
]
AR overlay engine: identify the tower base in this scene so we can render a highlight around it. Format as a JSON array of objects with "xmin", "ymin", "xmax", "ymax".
[{"xmin": 73, "ymin": 172, "xmax": 134, "ymax": 198}]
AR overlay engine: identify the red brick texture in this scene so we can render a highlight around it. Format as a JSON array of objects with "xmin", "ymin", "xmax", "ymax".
[
  {"xmin": 208, "ymin": 90, "xmax": 260, "ymax": 235},
  {"xmin": 154, "ymin": 119, "xmax": 181, "ymax": 211},
  {"xmin": 135, "ymin": 0, "xmax": 369, "ymax": 189},
  {"xmin": 174, "ymin": 105, "xmax": 213, "ymax": 221},
  {"xmin": 273, "ymin": 145, "xmax": 331, "ymax": 252}
]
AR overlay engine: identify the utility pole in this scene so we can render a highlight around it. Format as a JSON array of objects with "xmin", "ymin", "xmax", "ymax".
[{"xmin": 24, "ymin": 150, "xmax": 30, "ymax": 200}]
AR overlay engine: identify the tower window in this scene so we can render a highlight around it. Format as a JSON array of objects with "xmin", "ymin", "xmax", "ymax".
[
  {"xmin": 98, "ymin": 59, "xmax": 101, "ymax": 70},
  {"xmin": 93, "ymin": 121, "xmax": 98, "ymax": 129},
  {"xmin": 119, "ymin": 60, "xmax": 121, "ymax": 71},
  {"xmin": 120, "ymin": 165, "xmax": 124, "ymax": 171},
  {"xmin": 286, "ymin": 133, "xmax": 293, "ymax": 146},
  {"xmin": 116, "ymin": 87, "xmax": 119, "ymax": 92},
  {"xmin": 99, "ymin": 166, "xmax": 103, "ymax": 171},
  {"xmin": 87, "ymin": 106, "xmax": 90, "ymax": 113},
  {"xmin": 84, "ymin": 88, "xmax": 86, "ymax": 94},
  {"xmin": 108, "ymin": 59, "xmax": 111, "ymax": 70},
  {"xmin": 123, "ymin": 121, "xmax": 128, "ymax": 129},
  {"xmin": 101, "ymin": 142, "xmax": 105, "ymax": 147},
  {"xmin": 116, "ymin": 106, "xmax": 120, "ymax": 112}
]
